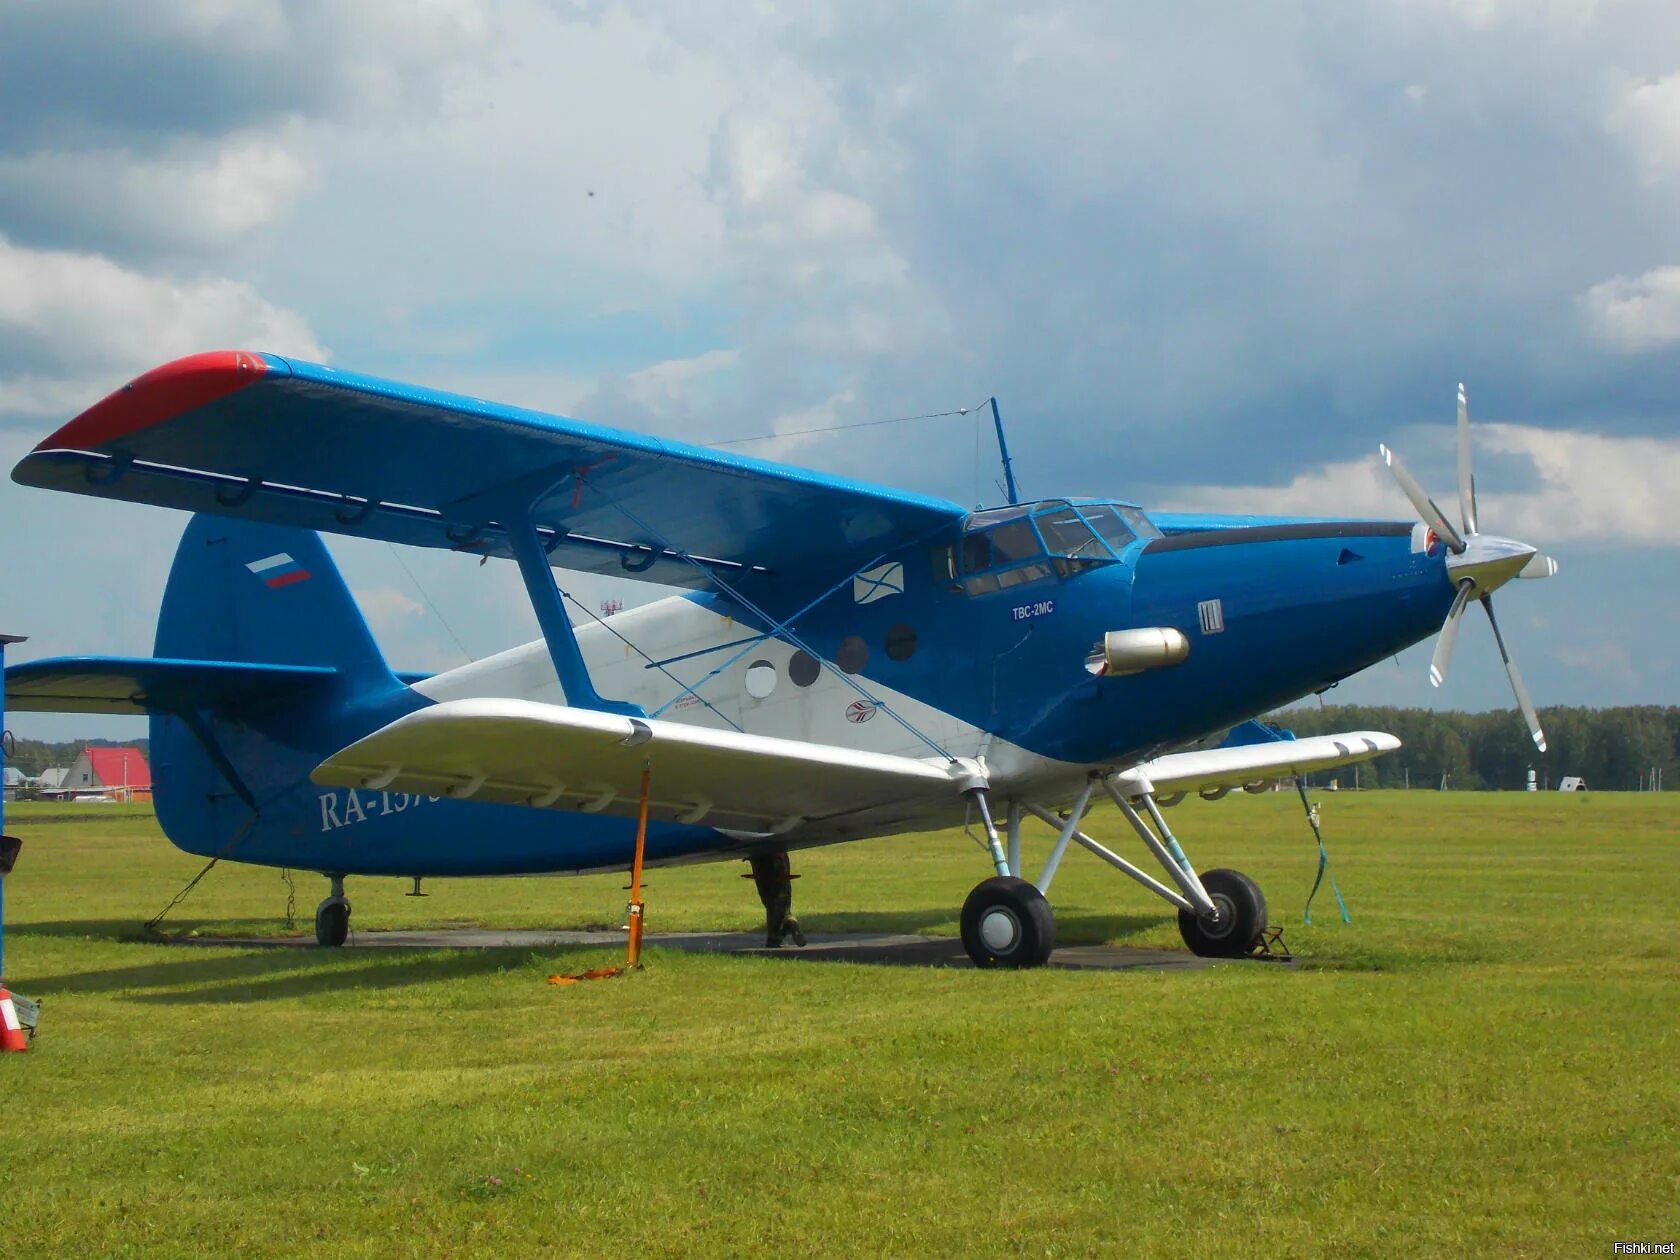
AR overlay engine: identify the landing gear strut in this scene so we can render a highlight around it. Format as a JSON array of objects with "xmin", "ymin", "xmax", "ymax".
[
  {"xmin": 315, "ymin": 874, "xmax": 350, "ymax": 947},
  {"xmin": 959, "ymin": 789, "xmax": 1057, "ymax": 969},
  {"xmin": 977, "ymin": 773, "xmax": 1273, "ymax": 965},
  {"xmin": 746, "ymin": 851, "xmax": 805, "ymax": 948}
]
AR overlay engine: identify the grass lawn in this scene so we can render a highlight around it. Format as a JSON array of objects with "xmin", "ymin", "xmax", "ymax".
[{"xmin": 1, "ymin": 792, "xmax": 1676, "ymax": 1257}]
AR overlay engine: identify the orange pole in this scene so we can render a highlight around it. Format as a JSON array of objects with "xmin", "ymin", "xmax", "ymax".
[{"xmin": 626, "ymin": 764, "xmax": 651, "ymax": 968}]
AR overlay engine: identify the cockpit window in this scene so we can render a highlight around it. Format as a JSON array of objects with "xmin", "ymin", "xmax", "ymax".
[
  {"xmin": 1079, "ymin": 503, "xmax": 1155, "ymax": 550},
  {"xmin": 964, "ymin": 519, "xmax": 1040, "ymax": 571},
  {"xmin": 934, "ymin": 499, "xmax": 1155, "ymax": 596},
  {"xmin": 1035, "ymin": 508, "xmax": 1101, "ymax": 557}
]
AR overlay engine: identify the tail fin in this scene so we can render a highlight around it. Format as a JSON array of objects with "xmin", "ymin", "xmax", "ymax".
[{"xmin": 156, "ymin": 514, "xmax": 391, "ymax": 687}]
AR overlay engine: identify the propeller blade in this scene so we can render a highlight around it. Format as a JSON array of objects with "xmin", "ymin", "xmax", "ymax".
[
  {"xmin": 1481, "ymin": 595, "xmax": 1547, "ymax": 752},
  {"xmin": 1380, "ymin": 444, "xmax": 1466, "ymax": 553},
  {"xmin": 1456, "ymin": 382, "xmax": 1478, "ymax": 537},
  {"xmin": 1430, "ymin": 579, "xmax": 1474, "ymax": 687},
  {"xmin": 1518, "ymin": 552, "xmax": 1559, "ymax": 579}
]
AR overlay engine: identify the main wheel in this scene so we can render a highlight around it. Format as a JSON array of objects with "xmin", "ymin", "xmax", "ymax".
[
  {"xmin": 1177, "ymin": 868, "xmax": 1266, "ymax": 957},
  {"xmin": 960, "ymin": 876, "xmax": 1056, "ymax": 969},
  {"xmin": 315, "ymin": 896, "xmax": 351, "ymax": 947}
]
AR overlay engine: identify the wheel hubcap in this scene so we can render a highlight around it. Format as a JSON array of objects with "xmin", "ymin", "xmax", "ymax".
[
  {"xmin": 1201, "ymin": 893, "xmax": 1237, "ymax": 938},
  {"xmin": 979, "ymin": 907, "xmax": 1021, "ymax": 953}
]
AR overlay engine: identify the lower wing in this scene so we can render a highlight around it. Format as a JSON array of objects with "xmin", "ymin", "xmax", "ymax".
[
  {"xmin": 1114, "ymin": 731, "xmax": 1399, "ymax": 799},
  {"xmin": 310, "ymin": 698, "xmax": 982, "ymax": 835}
]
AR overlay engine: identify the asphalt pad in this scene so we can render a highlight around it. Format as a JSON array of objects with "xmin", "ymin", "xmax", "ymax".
[{"xmin": 168, "ymin": 928, "xmax": 1218, "ymax": 970}]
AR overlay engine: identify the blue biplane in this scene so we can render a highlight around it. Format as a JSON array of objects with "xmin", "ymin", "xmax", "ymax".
[{"xmin": 6, "ymin": 354, "xmax": 1555, "ymax": 965}]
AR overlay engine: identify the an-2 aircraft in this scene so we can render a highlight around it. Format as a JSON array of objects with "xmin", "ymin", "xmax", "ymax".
[{"xmin": 5, "ymin": 354, "xmax": 1557, "ymax": 966}]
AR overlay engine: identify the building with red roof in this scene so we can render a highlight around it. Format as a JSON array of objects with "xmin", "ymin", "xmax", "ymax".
[{"xmin": 56, "ymin": 745, "xmax": 152, "ymax": 800}]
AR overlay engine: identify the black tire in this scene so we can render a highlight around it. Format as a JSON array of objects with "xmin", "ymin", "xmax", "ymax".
[
  {"xmin": 315, "ymin": 898, "xmax": 350, "ymax": 948},
  {"xmin": 1177, "ymin": 868, "xmax": 1266, "ymax": 957},
  {"xmin": 960, "ymin": 876, "xmax": 1056, "ymax": 969}
]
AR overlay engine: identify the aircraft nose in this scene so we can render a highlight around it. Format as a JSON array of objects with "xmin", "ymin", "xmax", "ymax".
[{"xmin": 1445, "ymin": 534, "xmax": 1539, "ymax": 596}]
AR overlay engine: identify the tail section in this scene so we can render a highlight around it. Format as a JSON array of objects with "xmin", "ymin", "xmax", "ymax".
[
  {"xmin": 155, "ymin": 514, "xmax": 392, "ymax": 688},
  {"xmin": 144, "ymin": 515, "xmax": 419, "ymax": 862}
]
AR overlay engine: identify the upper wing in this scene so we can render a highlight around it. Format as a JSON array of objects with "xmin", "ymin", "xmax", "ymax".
[
  {"xmin": 1114, "ymin": 731, "xmax": 1400, "ymax": 798},
  {"xmin": 311, "ymin": 697, "xmax": 980, "ymax": 834},
  {"xmin": 13, "ymin": 352, "xmax": 967, "ymax": 589}
]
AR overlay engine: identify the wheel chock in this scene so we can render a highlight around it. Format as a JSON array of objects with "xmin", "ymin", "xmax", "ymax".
[{"xmin": 0, "ymin": 984, "xmax": 30, "ymax": 1052}]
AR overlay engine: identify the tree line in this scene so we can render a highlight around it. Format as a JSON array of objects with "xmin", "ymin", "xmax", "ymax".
[{"xmin": 1272, "ymin": 705, "xmax": 1677, "ymax": 791}]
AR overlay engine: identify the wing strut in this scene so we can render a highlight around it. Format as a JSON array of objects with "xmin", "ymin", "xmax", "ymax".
[
  {"xmin": 504, "ymin": 508, "xmax": 642, "ymax": 717},
  {"xmin": 451, "ymin": 460, "xmax": 643, "ymax": 717}
]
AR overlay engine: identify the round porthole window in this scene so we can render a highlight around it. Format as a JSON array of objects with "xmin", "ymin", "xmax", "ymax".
[
  {"xmin": 789, "ymin": 651, "xmax": 820, "ymax": 687},
  {"xmin": 745, "ymin": 659, "xmax": 777, "ymax": 699},
  {"xmin": 885, "ymin": 623, "xmax": 917, "ymax": 661},
  {"xmin": 837, "ymin": 635, "xmax": 869, "ymax": 674}
]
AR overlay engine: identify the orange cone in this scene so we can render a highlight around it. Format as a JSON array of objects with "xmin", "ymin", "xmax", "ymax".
[{"xmin": 0, "ymin": 985, "xmax": 27, "ymax": 1052}]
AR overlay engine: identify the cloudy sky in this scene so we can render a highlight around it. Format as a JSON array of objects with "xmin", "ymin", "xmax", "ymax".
[{"xmin": 3, "ymin": 0, "xmax": 1677, "ymax": 742}]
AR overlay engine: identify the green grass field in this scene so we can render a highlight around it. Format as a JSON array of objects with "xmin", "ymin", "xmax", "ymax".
[{"xmin": 2, "ymin": 793, "xmax": 1676, "ymax": 1257}]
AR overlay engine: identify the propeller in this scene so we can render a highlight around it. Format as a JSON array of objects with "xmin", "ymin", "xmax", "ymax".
[{"xmin": 1381, "ymin": 383, "xmax": 1557, "ymax": 752}]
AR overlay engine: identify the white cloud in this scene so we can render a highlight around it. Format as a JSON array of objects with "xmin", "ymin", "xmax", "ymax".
[
  {"xmin": 1157, "ymin": 454, "xmax": 1407, "ymax": 521},
  {"xmin": 1157, "ymin": 424, "xmax": 1680, "ymax": 549},
  {"xmin": 1581, "ymin": 265, "xmax": 1680, "ymax": 352},
  {"xmin": 618, "ymin": 349, "xmax": 739, "ymax": 415},
  {"xmin": 0, "ymin": 234, "xmax": 324, "ymax": 419},
  {"xmin": 1477, "ymin": 422, "xmax": 1680, "ymax": 547},
  {"xmin": 1609, "ymin": 70, "xmax": 1680, "ymax": 181},
  {"xmin": 355, "ymin": 586, "xmax": 425, "ymax": 636},
  {"xmin": 1392, "ymin": 0, "xmax": 1602, "ymax": 31},
  {"xmin": 736, "ymin": 389, "xmax": 860, "ymax": 463},
  {"xmin": 0, "ymin": 132, "xmax": 311, "ymax": 251}
]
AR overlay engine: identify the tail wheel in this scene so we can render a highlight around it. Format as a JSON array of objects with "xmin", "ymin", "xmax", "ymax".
[
  {"xmin": 961, "ymin": 876, "xmax": 1056, "ymax": 969},
  {"xmin": 1177, "ymin": 868, "xmax": 1266, "ymax": 957},
  {"xmin": 315, "ymin": 896, "xmax": 350, "ymax": 948}
]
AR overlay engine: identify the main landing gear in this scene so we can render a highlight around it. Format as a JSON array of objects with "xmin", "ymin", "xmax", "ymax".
[
  {"xmin": 959, "ymin": 776, "xmax": 1269, "ymax": 968},
  {"xmin": 315, "ymin": 874, "xmax": 350, "ymax": 947}
]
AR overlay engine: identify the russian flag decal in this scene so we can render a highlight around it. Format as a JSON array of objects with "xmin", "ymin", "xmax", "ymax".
[{"xmin": 246, "ymin": 552, "xmax": 312, "ymax": 588}]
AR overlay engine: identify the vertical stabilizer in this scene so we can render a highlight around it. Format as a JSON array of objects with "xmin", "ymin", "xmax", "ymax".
[{"xmin": 155, "ymin": 514, "xmax": 390, "ymax": 687}]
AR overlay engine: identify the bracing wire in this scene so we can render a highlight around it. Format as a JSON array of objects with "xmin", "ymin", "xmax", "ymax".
[
  {"xmin": 555, "ymin": 585, "xmax": 745, "ymax": 734},
  {"xmin": 385, "ymin": 542, "xmax": 474, "ymax": 665},
  {"xmin": 587, "ymin": 483, "xmax": 958, "ymax": 762},
  {"xmin": 701, "ymin": 400, "xmax": 993, "ymax": 449}
]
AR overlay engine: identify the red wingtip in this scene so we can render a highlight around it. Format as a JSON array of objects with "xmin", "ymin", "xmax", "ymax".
[{"xmin": 33, "ymin": 350, "xmax": 270, "ymax": 453}]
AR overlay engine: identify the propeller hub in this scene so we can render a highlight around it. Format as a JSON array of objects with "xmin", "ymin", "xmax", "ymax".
[{"xmin": 1446, "ymin": 534, "xmax": 1537, "ymax": 597}]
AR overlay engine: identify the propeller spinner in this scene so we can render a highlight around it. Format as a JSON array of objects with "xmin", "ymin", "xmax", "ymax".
[{"xmin": 1381, "ymin": 384, "xmax": 1557, "ymax": 751}]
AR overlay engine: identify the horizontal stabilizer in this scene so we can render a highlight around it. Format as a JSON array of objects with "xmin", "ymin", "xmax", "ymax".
[
  {"xmin": 5, "ymin": 656, "xmax": 337, "ymax": 716},
  {"xmin": 311, "ymin": 698, "xmax": 977, "ymax": 833},
  {"xmin": 1115, "ymin": 730, "xmax": 1400, "ymax": 798}
]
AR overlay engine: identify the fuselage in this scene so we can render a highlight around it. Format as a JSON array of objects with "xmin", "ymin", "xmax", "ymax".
[{"xmin": 154, "ymin": 505, "xmax": 1455, "ymax": 878}]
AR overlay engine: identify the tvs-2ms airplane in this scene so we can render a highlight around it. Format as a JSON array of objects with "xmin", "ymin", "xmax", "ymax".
[{"xmin": 5, "ymin": 353, "xmax": 1557, "ymax": 966}]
